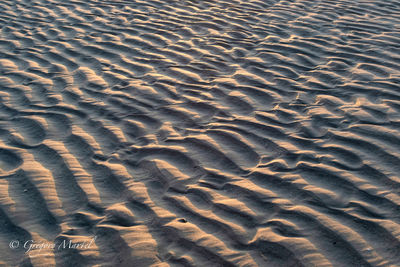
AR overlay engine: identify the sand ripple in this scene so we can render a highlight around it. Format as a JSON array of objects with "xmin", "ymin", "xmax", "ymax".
[{"xmin": 1, "ymin": 0, "xmax": 400, "ymax": 266}]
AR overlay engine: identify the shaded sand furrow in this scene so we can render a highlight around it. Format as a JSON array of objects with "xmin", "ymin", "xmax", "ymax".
[{"xmin": 1, "ymin": 0, "xmax": 400, "ymax": 266}]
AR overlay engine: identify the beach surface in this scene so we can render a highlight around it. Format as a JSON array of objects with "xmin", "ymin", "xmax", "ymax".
[{"xmin": 1, "ymin": 0, "xmax": 400, "ymax": 266}]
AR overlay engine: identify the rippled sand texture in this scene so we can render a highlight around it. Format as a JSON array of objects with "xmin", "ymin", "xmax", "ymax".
[{"xmin": 1, "ymin": 0, "xmax": 400, "ymax": 266}]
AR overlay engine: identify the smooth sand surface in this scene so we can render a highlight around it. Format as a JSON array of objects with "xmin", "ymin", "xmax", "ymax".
[{"xmin": 1, "ymin": 0, "xmax": 400, "ymax": 266}]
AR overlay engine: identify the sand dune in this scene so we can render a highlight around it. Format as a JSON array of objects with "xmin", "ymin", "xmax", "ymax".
[{"xmin": 1, "ymin": 0, "xmax": 400, "ymax": 266}]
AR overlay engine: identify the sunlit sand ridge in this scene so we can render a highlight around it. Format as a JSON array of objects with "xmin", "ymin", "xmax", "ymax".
[{"xmin": 0, "ymin": 0, "xmax": 400, "ymax": 266}]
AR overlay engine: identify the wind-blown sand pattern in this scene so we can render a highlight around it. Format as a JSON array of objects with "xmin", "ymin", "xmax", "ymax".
[{"xmin": 1, "ymin": 0, "xmax": 400, "ymax": 266}]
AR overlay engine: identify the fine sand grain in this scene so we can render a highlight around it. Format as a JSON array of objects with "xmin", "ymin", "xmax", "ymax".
[{"xmin": 1, "ymin": 0, "xmax": 400, "ymax": 266}]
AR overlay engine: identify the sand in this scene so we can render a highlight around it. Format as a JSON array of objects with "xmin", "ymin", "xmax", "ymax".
[{"xmin": 0, "ymin": 0, "xmax": 400, "ymax": 266}]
